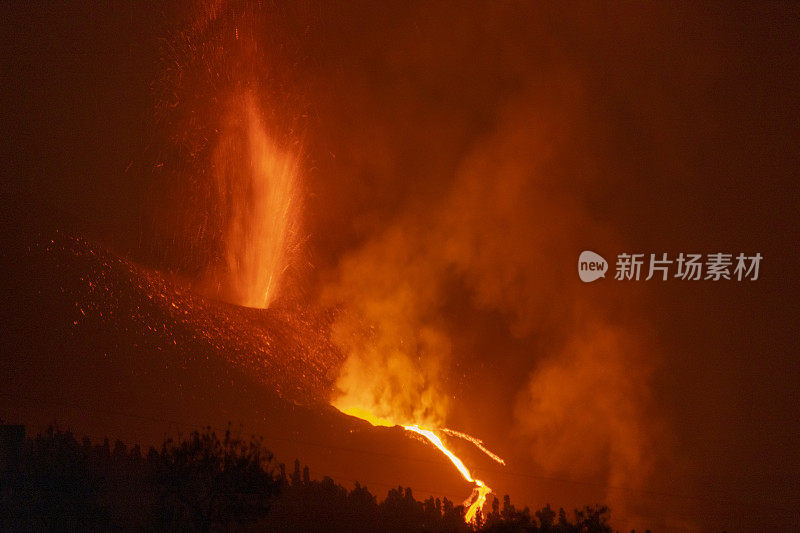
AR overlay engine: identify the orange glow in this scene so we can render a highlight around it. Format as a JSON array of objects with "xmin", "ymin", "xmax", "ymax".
[
  {"xmin": 336, "ymin": 406, "xmax": 503, "ymax": 524},
  {"xmin": 338, "ymin": 406, "xmax": 397, "ymax": 428},
  {"xmin": 403, "ymin": 424, "xmax": 494, "ymax": 523},
  {"xmin": 441, "ymin": 427, "xmax": 507, "ymax": 466},
  {"xmin": 403, "ymin": 425, "xmax": 478, "ymax": 487},
  {"xmin": 212, "ymin": 91, "xmax": 300, "ymax": 308},
  {"xmin": 465, "ymin": 482, "xmax": 492, "ymax": 524}
]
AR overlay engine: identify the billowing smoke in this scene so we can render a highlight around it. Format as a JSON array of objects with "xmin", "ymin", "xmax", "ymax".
[
  {"xmin": 323, "ymin": 68, "xmax": 663, "ymax": 521},
  {"xmin": 325, "ymin": 219, "xmax": 453, "ymax": 428},
  {"xmin": 513, "ymin": 321, "xmax": 657, "ymax": 502}
]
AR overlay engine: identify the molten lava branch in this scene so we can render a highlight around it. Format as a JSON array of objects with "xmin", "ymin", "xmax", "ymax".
[
  {"xmin": 403, "ymin": 425, "xmax": 479, "ymax": 485},
  {"xmin": 403, "ymin": 424, "xmax": 495, "ymax": 524},
  {"xmin": 335, "ymin": 407, "xmax": 504, "ymax": 524},
  {"xmin": 441, "ymin": 427, "xmax": 506, "ymax": 466}
]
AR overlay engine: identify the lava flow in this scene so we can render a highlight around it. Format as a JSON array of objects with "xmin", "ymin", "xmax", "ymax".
[{"xmin": 336, "ymin": 406, "xmax": 504, "ymax": 524}]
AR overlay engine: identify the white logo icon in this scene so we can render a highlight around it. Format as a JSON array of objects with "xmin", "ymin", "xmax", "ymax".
[{"xmin": 578, "ymin": 251, "xmax": 608, "ymax": 282}]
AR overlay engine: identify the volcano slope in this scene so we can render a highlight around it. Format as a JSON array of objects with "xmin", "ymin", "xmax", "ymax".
[{"xmin": 0, "ymin": 200, "xmax": 498, "ymax": 513}]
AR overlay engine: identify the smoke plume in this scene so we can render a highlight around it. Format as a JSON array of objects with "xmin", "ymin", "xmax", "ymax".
[{"xmin": 324, "ymin": 69, "xmax": 663, "ymax": 520}]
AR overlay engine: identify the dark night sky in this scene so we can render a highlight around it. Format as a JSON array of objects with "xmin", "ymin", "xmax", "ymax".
[{"xmin": 1, "ymin": 2, "xmax": 799, "ymax": 531}]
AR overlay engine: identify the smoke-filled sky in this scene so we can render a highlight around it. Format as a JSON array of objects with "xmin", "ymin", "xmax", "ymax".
[{"xmin": 2, "ymin": 2, "xmax": 799, "ymax": 531}]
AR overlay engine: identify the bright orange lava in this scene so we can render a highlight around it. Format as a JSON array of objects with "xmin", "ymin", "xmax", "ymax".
[
  {"xmin": 212, "ymin": 91, "xmax": 300, "ymax": 309},
  {"xmin": 403, "ymin": 425, "xmax": 493, "ymax": 523},
  {"xmin": 337, "ymin": 406, "xmax": 503, "ymax": 524}
]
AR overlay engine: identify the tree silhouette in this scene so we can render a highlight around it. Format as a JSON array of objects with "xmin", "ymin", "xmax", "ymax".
[{"xmin": 0, "ymin": 424, "xmax": 623, "ymax": 532}]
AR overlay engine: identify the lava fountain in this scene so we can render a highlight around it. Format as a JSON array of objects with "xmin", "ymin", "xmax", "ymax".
[
  {"xmin": 152, "ymin": 0, "xmax": 304, "ymax": 310},
  {"xmin": 212, "ymin": 91, "xmax": 301, "ymax": 308}
]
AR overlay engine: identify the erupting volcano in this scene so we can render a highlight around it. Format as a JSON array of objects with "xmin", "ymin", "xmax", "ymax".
[
  {"xmin": 153, "ymin": 1, "xmax": 506, "ymax": 521},
  {"xmin": 4, "ymin": 2, "xmax": 797, "ymax": 531}
]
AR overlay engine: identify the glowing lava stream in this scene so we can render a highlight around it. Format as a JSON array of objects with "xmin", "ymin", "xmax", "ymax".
[
  {"xmin": 403, "ymin": 425, "xmax": 493, "ymax": 523},
  {"xmin": 336, "ymin": 407, "xmax": 504, "ymax": 523}
]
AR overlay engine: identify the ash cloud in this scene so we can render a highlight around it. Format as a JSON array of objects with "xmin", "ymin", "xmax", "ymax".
[{"xmin": 322, "ymin": 63, "xmax": 664, "ymax": 522}]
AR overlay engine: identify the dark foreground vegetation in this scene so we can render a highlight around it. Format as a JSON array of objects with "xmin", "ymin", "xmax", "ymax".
[{"xmin": 0, "ymin": 425, "xmax": 634, "ymax": 532}]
